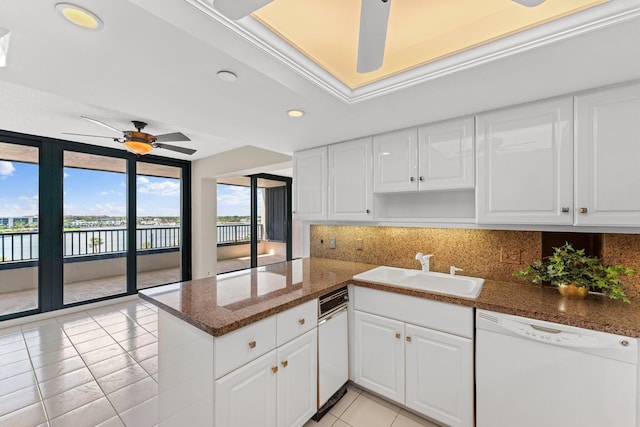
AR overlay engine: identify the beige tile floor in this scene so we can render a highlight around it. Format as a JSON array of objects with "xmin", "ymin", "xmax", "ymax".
[{"xmin": 0, "ymin": 297, "xmax": 441, "ymax": 427}]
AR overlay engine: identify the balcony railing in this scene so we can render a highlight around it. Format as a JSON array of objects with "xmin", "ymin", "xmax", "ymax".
[
  {"xmin": 1, "ymin": 223, "xmax": 265, "ymax": 264},
  {"xmin": 217, "ymin": 223, "xmax": 264, "ymax": 245},
  {"xmin": 0, "ymin": 226, "xmax": 181, "ymax": 264}
]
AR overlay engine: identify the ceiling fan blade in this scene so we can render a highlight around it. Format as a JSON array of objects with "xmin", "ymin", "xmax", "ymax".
[
  {"xmin": 214, "ymin": 0, "xmax": 274, "ymax": 20},
  {"xmin": 62, "ymin": 132, "xmax": 120, "ymax": 140},
  {"xmin": 81, "ymin": 116, "xmax": 123, "ymax": 134},
  {"xmin": 511, "ymin": 0, "xmax": 546, "ymax": 7},
  {"xmin": 154, "ymin": 132, "xmax": 191, "ymax": 142},
  {"xmin": 155, "ymin": 143, "xmax": 197, "ymax": 155},
  {"xmin": 357, "ymin": 0, "xmax": 392, "ymax": 74}
]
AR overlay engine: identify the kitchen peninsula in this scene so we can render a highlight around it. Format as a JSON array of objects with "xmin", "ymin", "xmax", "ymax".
[{"xmin": 140, "ymin": 257, "xmax": 640, "ymax": 427}]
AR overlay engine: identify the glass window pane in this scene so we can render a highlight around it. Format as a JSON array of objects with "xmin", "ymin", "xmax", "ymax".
[
  {"xmin": 216, "ymin": 177, "xmax": 251, "ymax": 274},
  {"xmin": 256, "ymin": 178, "xmax": 288, "ymax": 267},
  {"xmin": 63, "ymin": 152, "xmax": 127, "ymax": 304},
  {"xmin": 136, "ymin": 162, "xmax": 182, "ymax": 289},
  {"xmin": 0, "ymin": 142, "xmax": 39, "ymax": 316}
]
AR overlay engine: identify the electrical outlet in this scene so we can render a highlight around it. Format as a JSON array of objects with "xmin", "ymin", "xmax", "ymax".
[
  {"xmin": 500, "ymin": 248, "xmax": 521, "ymax": 264},
  {"xmin": 356, "ymin": 239, "xmax": 363, "ymax": 251},
  {"xmin": 329, "ymin": 237, "xmax": 336, "ymax": 249}
]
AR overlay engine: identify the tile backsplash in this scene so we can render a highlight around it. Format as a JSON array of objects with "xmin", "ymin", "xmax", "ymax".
[{"xmin": 310, "ymin": 225, "xmax": 640, "ymax": 299}]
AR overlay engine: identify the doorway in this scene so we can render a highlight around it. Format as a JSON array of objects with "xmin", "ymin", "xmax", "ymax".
[{"xmin": 217, "ymin": 173, "xmax": 292, "ymax": 274}]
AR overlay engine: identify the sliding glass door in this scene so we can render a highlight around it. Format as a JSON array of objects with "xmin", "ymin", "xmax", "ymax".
[
  {"xmin": 217, "ymin": 174, "xmax": 291, "ymax": 274},
  {"xmin": 0, "ymin": 141, "xmax": 39, "ymax": 316},
  {"xmin": 63, "ymin": 151, "xmax": 128, "ymax": 304}
]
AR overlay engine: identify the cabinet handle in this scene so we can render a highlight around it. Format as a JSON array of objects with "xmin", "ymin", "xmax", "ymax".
[
  {"xmin": 406, "ymin": 336, "xmax": 412, "ymax": 343},
  {"xmin": 281, "ymin": 360, "xmax": 288, "ymax": 368},
  {"xmin": 579, "ymin": 207, "xmax": 588, "ymax": 214},
  {"xmin": 248, "ymin": 340, "xmax": 256, "ymax": 349},
  {"xmin": 410, "ymin": 177, "xmax": 415, "ymax": 182},
  {"xmin": 419, "ymin": 176, "xmax": 424, "ymax": 181},
  {"xmin": 292, "ymin": 210, "xmax": 296, "ymax": 214},
  {"xmin": 561, "ymin": 207, "xmax": 570, "ymax": 213},
  {"xmin": 298, "ymin": 318, "xmax": 305, "ymax": 325},
  {"xmin": 272, "ymin": 366, "xmax": 278, "ymax": 374},
  {"xmin": 366, "ymin": 209, "xmax": 371, "ymax": 214},
  {"xmin": 395, "ymin": 332, "xmax": 401, "ymax": 339}
]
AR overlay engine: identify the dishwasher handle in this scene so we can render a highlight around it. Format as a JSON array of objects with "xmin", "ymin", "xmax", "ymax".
[{"xmin": 318, "ymin": 306, "xmax": 347, "ymax": 325}]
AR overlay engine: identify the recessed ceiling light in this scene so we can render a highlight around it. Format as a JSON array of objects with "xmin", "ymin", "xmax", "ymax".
[
  {"xmin": 55, "ymin": 3, "xmax": 103, "ymax": 30},
  {"xmin": 217, "ymin": 70, "xmax": 238, "ymax": 82},
  {"xmin": 287, "ymin": 109, "xmax": 305, "ymax": 118}
]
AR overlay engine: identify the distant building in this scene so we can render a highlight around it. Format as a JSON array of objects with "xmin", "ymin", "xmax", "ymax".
[{"xmin": 0, "ymin": 216, "xmax": 38, "ymax": 228}]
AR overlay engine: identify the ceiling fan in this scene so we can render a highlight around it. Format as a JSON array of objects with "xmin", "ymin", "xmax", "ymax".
[
  {"xmin": 63, "ymin": 117, "xmax": 196, "ymax": 156},
  {"xmin": 214, "ymin": 0, "xmax": 546, "ymax": 74}
]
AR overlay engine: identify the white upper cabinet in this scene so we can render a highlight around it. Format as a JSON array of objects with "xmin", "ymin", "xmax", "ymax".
[
  {"xmin": 476, "ymin": 97, "xmax": 574, "ymax": 225},
  {"xmin": 329, "ymin": 138, "xmax": 373, "ymax": 221},
  {"xmin": 574, "ymin": 83, "xmax": 640, "ymax": 227},
  {"xmin": 293, "ymin": 147, "xmax": 327, "ymax": 220},
  {"xmin": 373, "ymin": 128, "xmax": 418, "ymax": 193},
  {"xmin": 418, "ymin": 117, "xmax": 475, "ymax": 191},
  {"xmin": 373, "ymin": 119, "xmax": 474, "ymax": 194}
]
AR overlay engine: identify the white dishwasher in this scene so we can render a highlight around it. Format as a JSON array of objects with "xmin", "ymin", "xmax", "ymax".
[{"xmin": 476, "ymin": 310, "xmax": 638, "ymax": 427}]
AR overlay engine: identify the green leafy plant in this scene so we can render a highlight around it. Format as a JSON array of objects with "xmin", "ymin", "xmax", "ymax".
[{"xmin": 514, "ymin": 243, "xmax": 636, "ymax": 303}]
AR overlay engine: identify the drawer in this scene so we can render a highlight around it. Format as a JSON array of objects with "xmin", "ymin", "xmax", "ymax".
[
  {"xmin": 213, "ymin": 316, "xmax": 277, "ymax": 379},
  {"xmin": 277, "ymin": 299, "xmax": 318, "ymax": 346},
  {"xmin": 354, "ymin": 286, "xmax": 473, "ymax": 338}
]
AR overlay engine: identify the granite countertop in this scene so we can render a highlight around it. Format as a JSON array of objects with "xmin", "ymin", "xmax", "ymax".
[
  {"xmin": 140, "ymin": 258, "xmax": 640, "ymax": 338},
  {"xmin": 138, "ymin": 258, "xmax": 377, "ymax": 336}
]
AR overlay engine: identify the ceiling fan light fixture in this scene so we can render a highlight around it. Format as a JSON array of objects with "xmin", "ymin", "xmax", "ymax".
[
  {"xmin": 55, "ymin": 3, "xmax": 104, "ymax": 30},
  {"xmin": 124, "ymin": 140, "xmax": 153, "ymax": 155}
]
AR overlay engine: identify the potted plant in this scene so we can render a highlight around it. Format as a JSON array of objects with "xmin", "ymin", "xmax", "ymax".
[{"xmin": 514, "ymin": 243, "xmax": 636, "ymax": 303}]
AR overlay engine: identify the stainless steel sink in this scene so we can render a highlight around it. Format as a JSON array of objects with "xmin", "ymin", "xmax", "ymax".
[{"xmin": 353, "ymin": 266, "xmax": 484, "ymax": 299}]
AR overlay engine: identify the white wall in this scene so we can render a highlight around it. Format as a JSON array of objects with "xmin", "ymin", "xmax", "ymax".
[{"xmin": 191, "ymin": 145, "xmax": 292, "ymax": 279}]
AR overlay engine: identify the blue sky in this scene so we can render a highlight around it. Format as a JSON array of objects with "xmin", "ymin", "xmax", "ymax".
[
  {"xmin": 0, "ymin": 160, "xmax": 181, "ymax": 217},
  {"xmin": 217, "ymin": 184, "xmax": 263, "ymax": 217}
]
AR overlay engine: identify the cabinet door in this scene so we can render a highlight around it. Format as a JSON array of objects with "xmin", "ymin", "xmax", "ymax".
[
  {"xmin": 373, "ymin": 128, "xmax": 418, "ymax": 193},
  {"xmin": 405, "ymin": 324, "xmax": 473, "ymax": 427},
  {"xmin": 293, "ymin": 147, "xmax": 327, "ymax": 220},
  {"xmin": 476, "ymin": 97, "xmax": 573, "ymax": 224},
  {"xmin": 276, "ymin": 329, "xmax": 317, "ymax": 427},
  {"xmin": 215, "ymin": 350, "xmax": 277, "ymax": 427},
  {"xmin": 418, "ymin": 117, "xmax": 474, "ymax": 191},
  {"xmin": 353, "ymin": 311, "xmax": 404, "ymax": 404},
  {"xmin": 329, "ymin": 138, "xmax": 373, "ymax": 221},
  {"xmin": 575, "ymin": 83, "xmax": 640, "ymax": 226}
]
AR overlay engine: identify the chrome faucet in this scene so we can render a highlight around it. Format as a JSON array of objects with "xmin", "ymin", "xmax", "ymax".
[
  {"xmin": 415, "ymin": 252, "xmax": 434, "ymax": 272},
  {"xmin": 450, "ymin": 266, "xmax": 463, "ymax": 276}
]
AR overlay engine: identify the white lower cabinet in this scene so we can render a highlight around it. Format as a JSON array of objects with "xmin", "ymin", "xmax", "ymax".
[
  {"xmin": 405, "ymin": 324, "xmax": 473, "ymax": 427},
  {"xmin": 215, "ymin": 350, "xmax": 278, "ymax": 427},
  {"xmin": 352, "ymin": 287, "xmax": 474, "ymax": 427},
  {"xmin": 353, "ymin": 311, "xmax": 405, "ymax": 403},
  {"xmin": 215, "ymin": 328, "xmax": 317, "ymax": 427},
  {"xmin": 276, "ymin": 329, "xmax": 318, "ymax": 427}
]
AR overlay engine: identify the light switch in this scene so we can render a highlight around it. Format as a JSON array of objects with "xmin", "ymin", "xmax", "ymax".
[{"xmin": 329, "ymin": 237, "xmax": 336, "ymax": 249}]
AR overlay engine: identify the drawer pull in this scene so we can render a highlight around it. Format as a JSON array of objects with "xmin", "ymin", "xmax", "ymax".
[
  {"xmin": 281, "ymin": 360, "xmax": 288, "ymax": 368},
  {"xmin": 272, "ymin": 366, "xmax": 278, "ymax": 374},
  {"xmin": 579, "ymin": 207, "xmax": 588, "ymax": 214},
  {"xmin": 419, "ymin": 176, "xmax": 424, "ymax": 181},
  {"xmin": 248, "ymin": 340, "xmax": 256, "ymax": 349},
  {"xmin": 395, "ymin": 332, "xmax": 401, "ymax": 339},
  {"xmin": 561, "ymin": 207, "xmax": 570, "ymax": 213},
  {"xmin": 410, "ymin": 177, "xmax": 415, "ymax": 182},
  {"xmin": 298, "ymin": 318, "xmax": 305, "ymax": 325},
  {"xmin": 406, "ymin": 336, "xmax": 412, "ymax": 343}
]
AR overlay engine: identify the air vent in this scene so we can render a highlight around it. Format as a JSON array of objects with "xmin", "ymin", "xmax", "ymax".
[{"xmin": 478, "ymin": 311, "xmax": 499, "ymax": 324}]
